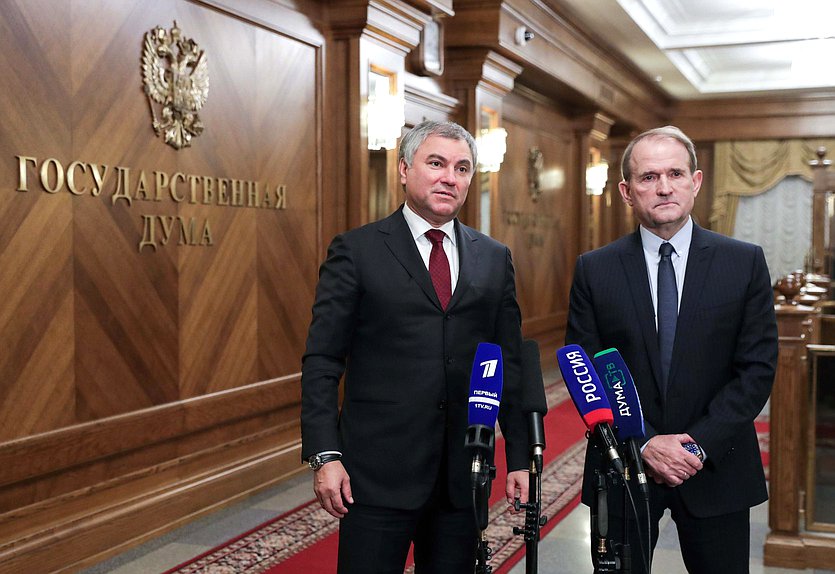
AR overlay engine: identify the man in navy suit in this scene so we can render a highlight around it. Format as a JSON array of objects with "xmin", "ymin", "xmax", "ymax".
[
  {"xmin": 566, "ymin": 126, "xmax": 777, "ymax": 573},
  {"xmin": 301, "ymin": 120, "xmax": 529, "ymax": 573}
]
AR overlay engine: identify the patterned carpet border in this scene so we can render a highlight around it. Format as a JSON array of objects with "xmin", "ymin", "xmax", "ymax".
[
  {"xmin": 164, "ymin": 500, "xmax": 339, "ymax": 573},
  {"xmin": 166, "ymin": 392, "xmax": 770, "ymax": 574},
  {"xmin": 165, "ymin": 384, "xmax": 574, "ymax": 574},
  {"xmin": 404, "ymin": 441, "xmax": 586, "ymax": 574}
]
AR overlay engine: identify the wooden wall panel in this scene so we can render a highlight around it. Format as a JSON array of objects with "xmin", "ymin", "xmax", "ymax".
[
  {"xmin": 500, "ymin": 90, "xmax": 580, "ymax": 352},
  {"xmin": 0, "ymin": 0, "xmax": 75, "ymax": 440},
  {"xmin": 254, "ymin": 31, "xmax": 320, "ymax": 379},
  {"xmin": 0, "ymin": 0, "xmax": 325, "ymax": 569},
  {"xmin": 0, "ymin": 0, "xmax": 322, "ymax": 424},
  {"xmin": 673, "ymin": 93, "xmax": 835, "ymax": 141}
]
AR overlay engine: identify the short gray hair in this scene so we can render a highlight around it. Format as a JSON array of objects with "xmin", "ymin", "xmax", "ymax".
[
  {"xmin": 398, "ymin": 120, "xmax": 477, "ymax": 168},
  {"xmin": 621, "ymin": 125, "xmax": 697, "ymax": 182}
]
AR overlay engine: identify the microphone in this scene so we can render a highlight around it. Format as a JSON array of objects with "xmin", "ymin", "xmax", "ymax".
[
  {"xmin": 521, "ymin": 339, "xmax": 547, "ymax": 473},
  {"xmin": 593, "ymin": 348, "xmax": 649, "ymax": 499},
  {"xmin": 465, "ymin": 342, "xmax": 503, "ymax": 530},
  {"xmin": 557, "ymin": 344, "xmax": 624, "ymax": 475}
]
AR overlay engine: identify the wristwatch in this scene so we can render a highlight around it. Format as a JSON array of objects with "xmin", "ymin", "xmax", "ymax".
[
  {"xmin": 682, "ymin": 442, "xmax": 704, "ymax": 461},
  {"xmin": 308, "ymin": 452, "xmax": 341, "ymax": 471}
]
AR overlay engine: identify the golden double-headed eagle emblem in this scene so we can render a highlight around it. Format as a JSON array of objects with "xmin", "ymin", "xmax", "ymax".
[{"xmin": 142, "ymin": 21, "xmax": 209, "ymax": 150}]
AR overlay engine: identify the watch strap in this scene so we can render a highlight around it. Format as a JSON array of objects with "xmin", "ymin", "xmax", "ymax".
[{"xmin": 308, "ymin": 452, "xmax": 341, "ymax": 470}]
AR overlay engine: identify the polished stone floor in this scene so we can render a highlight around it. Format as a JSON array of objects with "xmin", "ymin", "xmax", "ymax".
[{"xmin": 80, "ymin": 470, "xmax": 835, "ymax": 574}]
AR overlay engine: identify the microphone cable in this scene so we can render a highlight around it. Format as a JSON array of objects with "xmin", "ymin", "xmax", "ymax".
[{"xmin": 622, "ymin": 462, "xmax": 652, "ymax": 574}]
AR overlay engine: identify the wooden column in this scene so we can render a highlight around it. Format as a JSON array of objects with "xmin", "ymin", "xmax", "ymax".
[
  {"xmin": 810, "ymin": 147, "xmax": 835, "ymax": 277},
  {"xmin": 325, "ymin": 0, "xmax": 429, "ymax": 233},
  {"xmin": 575, "ymin": 112, "xmax": 614, "ymax": 252},
  {"xmin": 443, "ymin": 48, "xmax": 522, "ymax": 229},
  {"xmin": 765, "ymin": 301, "xmax": 835, "ymax": 568}
]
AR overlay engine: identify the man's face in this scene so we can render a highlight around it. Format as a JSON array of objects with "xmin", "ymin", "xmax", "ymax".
[
  {"xmin": 399, "ymin": 134, "xmax": 473, "ymax": 227},
  {"xmin": 618, "ymin": 136, "xmax": 702, "ymax": 240}
]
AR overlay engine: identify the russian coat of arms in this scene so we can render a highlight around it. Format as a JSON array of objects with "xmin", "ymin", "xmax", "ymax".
[{"xmin": 141, "ymin": 21, "xmax": 209, "ymax": 150}]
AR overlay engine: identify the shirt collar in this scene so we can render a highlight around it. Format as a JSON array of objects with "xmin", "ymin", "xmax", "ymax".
[
  {"xmin": 402, "ymin": 202, "xmax": 457, "ymax": 245},
  {"xmin": 640, "ymin": 216, "xmax": 693, "ymax": 258}
]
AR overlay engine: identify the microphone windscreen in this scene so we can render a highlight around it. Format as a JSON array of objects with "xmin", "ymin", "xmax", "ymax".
[
  {"xmin": 521, "ymin": 339, "xmax": 548, "ymax": 414},
  {"xmin": 593, "ymin": 348, "xmax": 645, "ymax": 439},
  {"xmin": 557, "ymin": 344, "xmax": 614, "ymax": 430},
  {"xmin": 467, "ymin": 342, "xmax": 503, "ymax": 427}
]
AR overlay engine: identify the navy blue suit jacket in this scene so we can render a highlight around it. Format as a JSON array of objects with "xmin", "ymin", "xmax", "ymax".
[
  {"xmin": 301, "ymin": 207, "xmax": 527, "ymax": 510},
  {"xmin": 566, "ymin": 224, "xmax": 777, "ymax": 518}
]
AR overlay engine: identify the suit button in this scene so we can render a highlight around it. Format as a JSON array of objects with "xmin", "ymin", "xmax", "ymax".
[
  {"xmin": 445, "ymin": 314, "xmax": 452, "ymax": 320},
  {"xmin": 438, "ymin": 400, "xmax": 447, "ymax": 410},
  {"xmin": 446, "ymin": 357, "xmax": 454, "ymax": 364}
]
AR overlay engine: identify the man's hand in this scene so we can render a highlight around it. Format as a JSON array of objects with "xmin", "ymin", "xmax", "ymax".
[
  {"xmin": 506, "ymin": 469, "xmax": 529, "ymax": 512},
  {"xmin": 642, "ymin": 433, "xmax": 703, "ymax": 487},
  {"xmin": 313, "ymin": 461, "xmax": 353, "ymax": 518}
]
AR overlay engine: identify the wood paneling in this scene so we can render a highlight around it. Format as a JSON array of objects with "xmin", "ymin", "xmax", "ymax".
[
  {"xmin": 446, "ymin": 0, "xmax": 672, "ymax": 131},
  {"xmin": 501, "ymin": 89, "xmax": 580, "ymax": 351},
  {"xmin": 3, "ymin": 0, "xmax": 835, "ymax": 571},
  {"xmin": 0, "ymin": 0, "xmax": 76, "ymax": 439},
  {"xmin": 765, "ymin": 306, "xmax": 835, "ymax": 569},
  {"xmin": 0, "ymin": 0, "xmax": 323, "ymax": 570},
  {"xmin": 673, "ymin": 93, "xmax": 835, "ymax": 141}
]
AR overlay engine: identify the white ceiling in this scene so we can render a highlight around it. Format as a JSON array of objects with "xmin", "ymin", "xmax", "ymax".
[{"xmin": 556, "ymin": 0, "xmax": 835, "ymax": 99}]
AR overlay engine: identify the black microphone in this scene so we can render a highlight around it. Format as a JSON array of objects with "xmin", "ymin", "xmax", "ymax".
[
  {"xmin": 556, "ymin": 344, "xmax": 624, "ymax": 475},
  {"xmin": 593, "ymin": 348, "xmax": 650, "ymax": 500},
  {"xmin": 521, "ymin": 339, "xmax": 547, "ymax": 473},
  {"xmin": 465, "ymin": 342, "xmax": 503, "ymax": 530}
]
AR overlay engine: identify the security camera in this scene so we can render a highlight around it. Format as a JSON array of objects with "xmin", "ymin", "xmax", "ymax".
[{"xmin": 515, "ymin": 26, "xmax": 535, "ymax": 46}]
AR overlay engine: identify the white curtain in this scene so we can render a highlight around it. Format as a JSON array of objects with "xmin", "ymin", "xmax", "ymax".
[{"xmin": 732, "ymin": 175, "xmax": 812, "ymax": 284}]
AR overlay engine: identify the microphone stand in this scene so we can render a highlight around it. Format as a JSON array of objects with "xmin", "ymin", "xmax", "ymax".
[
  {"xmin": 512, "ymin": 412, "xmax": 548, "ymax": 574},
  {"xmin": 467, "ymin": 424, "xmax": 496, "ymax": 574},
  {"xmin": 589, "ymin": 430, "xmax": 630, "ymax": 574},
  {"xmin": 591, "ymin": 468, "xmax": 621, "ymax": 573},
  {"xmin": 620, "ymin": 464, "xmax": 632, "ymax": 574}
]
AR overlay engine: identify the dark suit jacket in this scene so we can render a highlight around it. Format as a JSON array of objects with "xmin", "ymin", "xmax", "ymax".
[
  {"xmin": 565, "ymin": 224, "xmax": 777, "ymax": 518},
  {"xmin": 301, "ymin": 207, "xmax": 527, "ymax": 510}
]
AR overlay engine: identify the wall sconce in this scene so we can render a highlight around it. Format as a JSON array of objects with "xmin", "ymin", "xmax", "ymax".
[
  {"xmin": 585, "ymin": 159, "xmax": 609, "ymax": 196},
  {"xmin": 477, "ymin": 127, "xmax": 508, "ymax": 173},
  {"xmin": 367, "ymin": 70, "xmax": 405, "ymax": 151}
]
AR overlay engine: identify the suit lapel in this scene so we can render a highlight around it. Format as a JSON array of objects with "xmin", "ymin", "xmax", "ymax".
[
  {"xmin": 669, "ymin": 225, "xmax": 715, "ymax": 383},
  {"xmin": 620, "ymin": 230, "xmax": 665, "ymax": 393},
  {"xmin": 378, "ymin": 209, "xmax": 442, "ymax": 310},
  {"xmin": 449, "ymin": 221, "xmax": 478, "ymax": 309}
]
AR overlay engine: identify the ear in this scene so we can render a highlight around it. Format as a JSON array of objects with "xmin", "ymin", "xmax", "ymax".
[
  {"xmin": 692, "ymin": 170, "xmax": 703, "ymax": 198},
  {"xmin": 398, "ymin": 158, "xmax": 408, "ymax": 185},
  {"xmin": 618, "ymin": 180, "xmax": 632, "ymax": 206}
]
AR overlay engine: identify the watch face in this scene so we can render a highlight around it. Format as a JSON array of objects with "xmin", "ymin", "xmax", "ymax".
[
  {"xmin": 683, "ymin": 442, "xmax": 703, "ymax": 461},
  {"xmin": 308, "ymin": 455, "xmax": 321, "ymax": 470}
]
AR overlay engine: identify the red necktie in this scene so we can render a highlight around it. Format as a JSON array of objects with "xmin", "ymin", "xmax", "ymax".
[{"xmin": 425, "ymin": 229, "xmax": 451, "ymax": 310}]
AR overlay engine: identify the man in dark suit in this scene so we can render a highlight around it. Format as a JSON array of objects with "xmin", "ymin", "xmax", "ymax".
[
  {"xmin": 301, "ymin": 120, "xmax": 529, "ymax": 573},
  {"xmin": 566, "ymin": 126, "xmax": 777, "ymax": 573}
]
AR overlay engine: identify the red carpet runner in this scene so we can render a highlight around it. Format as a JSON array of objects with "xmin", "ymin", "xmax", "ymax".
[{"xmin": 164, "ymin": 391, "xmax": 771, "ymax": 574}]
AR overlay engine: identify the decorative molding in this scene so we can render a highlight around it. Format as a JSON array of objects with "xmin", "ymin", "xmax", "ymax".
[
  {"xmin": 326, "ymin": 0, "xmax": 428, "ymax": 54},
  {"xmin": 445, "ymin": 0, "xmax": 671, "ymax": 129},
  {"xmin": 0, "ymin": 375, "xmax": 299, "ymax": 489},
  {"xmin": 673, "ymin": 93, "xmax": 835, "ymax": 140},
  {"xmin": 401, "ymin": 0, "xmax": 454, "ymax": 17},
  {"xmin": 404, "ymin": 80, "xmax": 459, "ymax": 117},
  {"xmin": 575, "ymin": 111, "xmax": 615, "ymax": 143},
  {"xmin": 444, "ymin": 48, "xmax": 523, "ymax": 97},
  {"xmin": 0, "ymin": 436, "xmax": 304, "ymax": 573}
]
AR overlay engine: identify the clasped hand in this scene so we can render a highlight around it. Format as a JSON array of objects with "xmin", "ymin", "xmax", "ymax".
[{"xmin": 642, "ymin": 433, "xmax": 704, "ymax": 487}]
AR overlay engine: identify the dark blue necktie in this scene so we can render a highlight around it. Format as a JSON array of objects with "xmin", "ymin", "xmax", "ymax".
[{"xmin": 657, "ymin": 242, "xmax": 677, "ymax": 391}]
